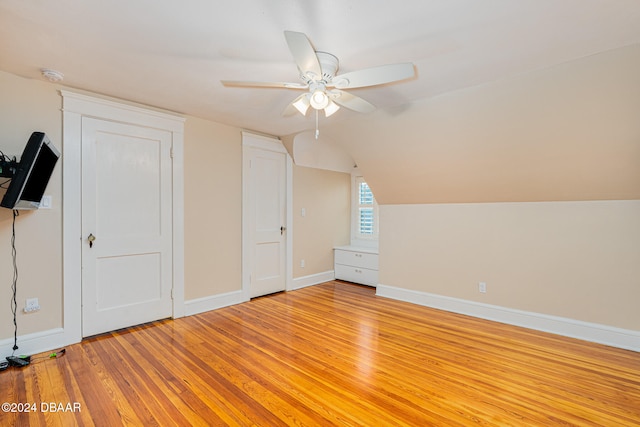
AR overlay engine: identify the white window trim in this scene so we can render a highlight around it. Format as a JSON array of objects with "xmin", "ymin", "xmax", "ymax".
[{"xmin": 350, "ymin": 172, "xmax": 379, "ymax": 249}]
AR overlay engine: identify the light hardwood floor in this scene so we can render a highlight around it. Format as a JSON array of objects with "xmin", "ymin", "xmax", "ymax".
[{"xmin": 1, "ymin": 281, "xmax": 639, "ymax": 426}]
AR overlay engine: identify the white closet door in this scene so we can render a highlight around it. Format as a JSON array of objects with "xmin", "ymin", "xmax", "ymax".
[
  {"xmin": 81, "ymin": 117, "xmax": 172, "ymax": 337},
  {"xmin": 246, "ymin": 146, "xmax": 287, "ymax": 298}
]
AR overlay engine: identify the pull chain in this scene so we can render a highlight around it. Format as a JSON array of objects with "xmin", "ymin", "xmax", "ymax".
[{"xmin": 315, "ymin": 109, "xmax": 320, "ymax": 139}]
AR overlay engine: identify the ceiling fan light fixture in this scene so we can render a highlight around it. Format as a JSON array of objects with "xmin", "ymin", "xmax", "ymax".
[
  {"xmin": 324, "ymin": 101, "xmax": 340, "ymax": 117},
  {"xmin": 293, "ymin": 95, "xmax": 310, "ymax": 115},
  {"xmin": 309, "ymin": 89, "xmax": 329, "ymax": 110}
]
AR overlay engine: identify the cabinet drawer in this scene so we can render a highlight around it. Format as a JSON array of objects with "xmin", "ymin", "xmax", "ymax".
[
  {"xmin": 334, "ymin": 264, "xmax": 379, "ymax": 287},
  {"xmin": 334, "ymin": 250, "xmax": 379, "ymax": 270}
]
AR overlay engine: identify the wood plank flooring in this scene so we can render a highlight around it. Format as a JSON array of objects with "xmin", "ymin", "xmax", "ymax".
[{"xmin": 1, "ymin": 281, "xmax": 639, "ymax": 426}]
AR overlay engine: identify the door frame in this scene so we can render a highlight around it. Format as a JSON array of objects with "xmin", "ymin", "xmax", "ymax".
[
  {"xmin": 241, "ymin": 131, "xmax": 293, "ymax": 300},
  {"xmin": 61, "ymin": 91, "xmax": 185, "ymax": 345}
]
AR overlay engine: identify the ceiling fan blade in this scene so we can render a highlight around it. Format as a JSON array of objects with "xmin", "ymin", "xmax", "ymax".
[
  {"xmin": 330, "ymin": 63, "xmax": 415, "ymax": 89},
  {"xmin": 222, "ymin": 80, "xmax": 307, "ymax": 89},
  {"xmin": 284, "ymin": 31, "xmax": 322, "ymax": 79},
  {"xmin": 328, "ymin": 90, "xmax": 375, "ymax": 113}
]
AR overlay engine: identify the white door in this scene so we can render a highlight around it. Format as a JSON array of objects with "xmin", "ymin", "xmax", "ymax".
[
  {"xmin": 246, "ymin": 146, "xmax": 287, "ymax": 298},
  {"xmin": 81, "ymin": 118, "xmax": 173, "ymax": 337}
]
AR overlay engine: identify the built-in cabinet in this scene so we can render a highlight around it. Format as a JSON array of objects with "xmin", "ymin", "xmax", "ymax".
[{"xmin": 334, "ymin": 245, "xmax": 379, "ymax": 287}]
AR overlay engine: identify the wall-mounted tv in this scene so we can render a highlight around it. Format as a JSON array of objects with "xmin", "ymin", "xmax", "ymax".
[{"xmin": 1, "ymin": 132, "xmax": 60, "ymax": 210}]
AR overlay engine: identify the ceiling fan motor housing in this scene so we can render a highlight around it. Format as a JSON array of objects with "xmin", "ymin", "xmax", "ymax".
[
  {"xmin": 304, "ymin": 52, "xmax": 338, "ymax": 110},
  {"xmin": 314, "ymin": 51, "xmax": 339, "ymax": 82}
]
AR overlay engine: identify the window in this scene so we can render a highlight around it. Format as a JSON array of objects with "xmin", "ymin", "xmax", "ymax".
[{"xmin": 353, "ymin": 175, "xmax": 378, "ymax": 242}]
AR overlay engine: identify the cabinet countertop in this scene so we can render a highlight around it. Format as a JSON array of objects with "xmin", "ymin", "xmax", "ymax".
[{"xmin": 334, "ymin": 245, "xmax": 379, "ymax": 255}]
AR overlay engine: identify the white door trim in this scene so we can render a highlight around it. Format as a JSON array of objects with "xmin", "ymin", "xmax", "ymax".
[
  {"xmin": 60, "ymin": 91, "xmax": 185, "ymax": 346},
  {"xmin": 241, "ymin": 131, "xmax": 293, "ymax": 301}
]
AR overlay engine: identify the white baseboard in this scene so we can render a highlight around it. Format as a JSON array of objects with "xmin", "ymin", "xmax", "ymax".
[
  {"xmin": 184, "ymin": 290, "xmax": 247, "ymax": 317},
  {"xmin": 186, "ymin": 270, "xmax": 335, "ymax": 317},
  {"xmin": 0, "ymin": 327, "xmax": 72, "ymax": 358},
  {"xmin": 0, "ymin": 291, "xmax": 248, "ymax": 357},
  {"xmin": 291, "ymin": 270, "xmax": 335, "ymax": 291},
  {"xmin": 376, "ymin": 284, "xmax": 640, "ymax": 352}
]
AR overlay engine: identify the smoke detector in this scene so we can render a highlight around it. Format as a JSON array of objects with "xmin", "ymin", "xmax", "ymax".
[{"xmin": 41, "ymin": 68, "xmax": 64, "ymax": 82}]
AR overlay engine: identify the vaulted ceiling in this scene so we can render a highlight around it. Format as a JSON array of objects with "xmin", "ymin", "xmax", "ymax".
[{"xmin": 1, "ymin": 0, "xmax": 640, "ymax": 138}]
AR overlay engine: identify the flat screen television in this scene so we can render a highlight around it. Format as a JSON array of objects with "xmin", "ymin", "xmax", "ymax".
[{"xmin": 1, "ymin": 132, "xmax": 60, "ymax": 210}]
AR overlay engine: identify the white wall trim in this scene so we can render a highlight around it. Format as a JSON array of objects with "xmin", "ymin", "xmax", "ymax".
[
  {"xmin": 285, "ymin": 152, "xmax": 293, "ymax": 292},
  {"xmin": 171, "ymin": 130, "xmax": 186, "ymax": 319},
  {"xmin": 60, "ymin": 90, "xmax": 185, "ymax": 131},
  {"xmin": 184, "ymin": 290, "xmax": 247, "ymax": 317},
  {"xmin": 241, "ymin": 130, "xmax": 287, "ymax": 153},
  {"xmin": 241, "ymin": 131, "xmax": 293, "ymax": 300},
  {"xmin": 291, "ymin": 270, "xmax": 335, "ymax": 291},
  {"xmin": 0, "ymin": 328, "xmax": 67, "ymax": 357},
  {"xmin": 350, "ymin": 170, "xmax": 379, "ymax": 249},
  {"xmin": 60, "ymin": 90, "xmax": 185, "ymax": 349},
  {"xmin": 376, "ymin": 284, "xmax": 640, "ymax": 352}
]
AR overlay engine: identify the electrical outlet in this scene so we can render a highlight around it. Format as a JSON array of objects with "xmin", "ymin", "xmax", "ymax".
[
  {"xmin": 478, "ymin": 282, "xmax": 487, "ymax": 293},
  {"xmin": 301, "ymin": 207, "xmax": 306, "ymax": 217},
  {"xmin": 24, "ymin": 298, "xmax": 40, "ymax": 313},
  {"xmin": 40, "ymin": 195, "xmax": 52, "ymax": 209},
  {"xmin": 300, "ymin": 259, "xmax": 305, "ymax": 268}
]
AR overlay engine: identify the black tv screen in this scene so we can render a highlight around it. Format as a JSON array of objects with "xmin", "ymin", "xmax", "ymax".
[{"xmin": 1, "ymin": 132, "xmax": 60, "ymax": 210}]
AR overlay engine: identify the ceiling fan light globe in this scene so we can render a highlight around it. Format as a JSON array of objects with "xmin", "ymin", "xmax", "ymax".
[{"xmin": 310, "ymin": 90, "xmax": 329, "ymax": 109}]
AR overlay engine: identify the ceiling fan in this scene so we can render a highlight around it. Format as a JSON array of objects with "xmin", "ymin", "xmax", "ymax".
[{"xmin": 221, "ymin": 31, "xmax": 416, "ymax": 119}]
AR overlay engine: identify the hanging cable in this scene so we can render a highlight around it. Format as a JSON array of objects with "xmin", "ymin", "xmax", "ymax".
[{"xmin": 11, "ymin": 209, "xmax": 19, "ymax": 353}]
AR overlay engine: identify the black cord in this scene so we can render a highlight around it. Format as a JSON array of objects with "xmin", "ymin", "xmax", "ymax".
[
  {"xmin": 11, "ymin": 209, "xmax": 19, "ymax": 353},
  {"xmin": 27, "ymin": 348, "xmax": 66, "ymax": 364}
]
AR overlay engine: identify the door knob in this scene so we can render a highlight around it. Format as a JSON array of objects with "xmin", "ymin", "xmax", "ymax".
[
  {"xmin": 88, "ymin": 233, "xmax": 96, "ymax": 248},
  {"xmin": 280, "ymin": 226, "xmax": 286, "ymax": 235}
]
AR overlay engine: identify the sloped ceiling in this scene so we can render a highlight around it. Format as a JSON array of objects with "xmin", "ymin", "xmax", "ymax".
[
  {"xmin": 325, "ymin": 45, "xmax": 640, "ymax": 203},
  {"xmin": 1, "ymin": 1, "xmax": 639, "ymax": 203}
]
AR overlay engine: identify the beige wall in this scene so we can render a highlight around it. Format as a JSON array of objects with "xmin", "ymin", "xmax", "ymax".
[
  {"xmin": 292, "ymin": 164, "xmax": 350, "ymax": 278},
  {"xmin": 380, "ymin": 201, "xmax": 640, "ymax": 330},
  {"xmin": 0, "ymin": 72, "xmax": 62, "ymax": 339},
  {"xmin": 184, "ymin": 117, "xmax": 242, "ymax": 299},
  {"xmin": 0, "ymin": 71, "xmax": 63, "ymax": 339}
]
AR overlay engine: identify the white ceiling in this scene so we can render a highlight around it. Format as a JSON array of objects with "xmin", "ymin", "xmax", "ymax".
[{"xmin": 1, "ymin": 0, "xmax": 640, "ymax": 137}]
